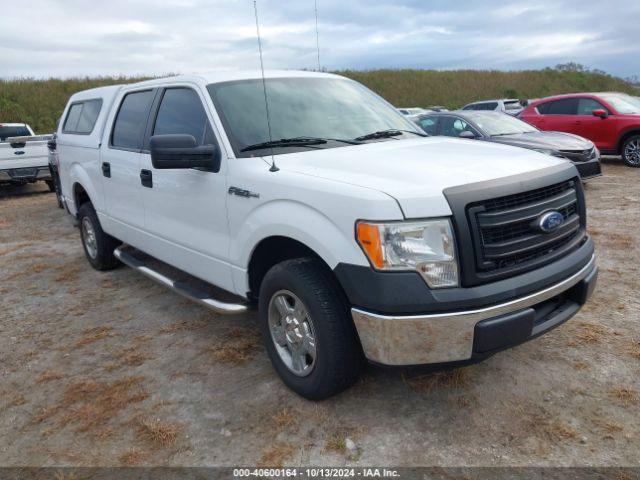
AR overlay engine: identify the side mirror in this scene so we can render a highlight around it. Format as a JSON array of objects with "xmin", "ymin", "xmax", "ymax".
[
  {"xmin": 458, "ymin": 130, "xmax": 477, "ymax": 139},
  {"xmin": 592, "ymin": 109, "xmax": 608, "ymax": 119},
  {"xmin": 150, "ymin": 134, "xmax": 220, "ymax": 172}
]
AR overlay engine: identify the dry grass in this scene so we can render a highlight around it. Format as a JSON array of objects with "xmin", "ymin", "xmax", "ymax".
[
  {"xmin": 34, "ymin": 376, "xmax": 148, "ymax": 435},
  {"xmin": 135, "ymin": 417, "xmax": 182, "ymax": 447},
  {"xmin": 272, "ymin": 408, "xmax": 298, "ymax": 430},
  {"xmin": 592, "ymin": 418, "xmax": 624, "ymax": 439},
  {"xmin": 629, "ymin": 341, "xmax": 640, "ymax": 360},
  {"xmin": 567, "ymin": 322, "xmax": 608, "ymax": 346},
  {"xmin": 37, "ymin": 370, "xmax": 65, "ymax": 383},
  {"xmin": 257, "ymin": 442, "xmax": 296, "ymax": 468},
  {"xmin": 573, "ymin": 361, "xmax": 589, "ymax": 370},
  {"xmin": 107, "ymin": 336, "xmax": 152, "ymax": 370},
  {"xmin": 324, "ymin": 426, "xmax": 360, "ymax": 454},
  {"xmin": 0, "ymin": 242, "xmax": 33, "ymax": 257},
  {"xmin": 514, "ymin": 404, "xmax": 579, "ymax": 445},
  {"xmin": 118, "ymin": 448, "xmax": 149, "ymax": 466},
  {"xmin": 8, "ymin": 393, "xmax": 27, "ymax": 408},
  {"xmin": 158, "ymin": 318, "xmax": 208, "ymax": 334},
  {"xmin": 53, "ymin": 263, "xmax": 83, "ymax": 282},
  {"xmin": 207, "ymin": 328, "xmax": 260, "ymax": 365},
  {"xmin": 30, "ymin": 262, "xmax": 50, "ymax": 273},
  {"xmin": 325, "ymin": 433, "xmax": 347, "ymax": 453},
  {"xmin": 403, "ymin": 368, "xmax": 471, "ymax": 393},
  {"xmin": 610, "ymin": 387, "xmax": 638, "ymax": 406},
  {"xmin": 73, "ymin": 326, "xmax": 113, "ymax": 349}
]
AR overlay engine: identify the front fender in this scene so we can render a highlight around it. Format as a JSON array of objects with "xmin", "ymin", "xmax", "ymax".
[
  {"xmin": 229, "ymin": 199, "xmax": 370, "ymax": 295},
  {"xmin": 233, "ymin": 199, "xmax": 368, "ymax": 269}
]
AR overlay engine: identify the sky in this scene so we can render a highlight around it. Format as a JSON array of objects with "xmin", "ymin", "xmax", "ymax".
[{"xmin": 0, "ymin": 0, "xmax": 638, "ymax": 79}]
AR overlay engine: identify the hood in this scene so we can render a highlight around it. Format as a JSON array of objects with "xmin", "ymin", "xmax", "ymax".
[
  {"xmin": 273, "ymin": 136, "xmax": 569, "ymax": 218},
  {"xmin": 488, "ymin": 131, "xmax": 593, "ymax": 151}
]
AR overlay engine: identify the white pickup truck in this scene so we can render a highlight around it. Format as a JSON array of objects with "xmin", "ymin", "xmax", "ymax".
[
  {"xmin": 0, "ymin": 123, "xmax": 54, "ymax": 190},
  {"xmin": 55, "ymin": 71, "xmax": 597, "ymax": 399}
]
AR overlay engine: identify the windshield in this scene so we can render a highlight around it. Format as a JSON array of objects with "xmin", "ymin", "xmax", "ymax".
[
  {"xmin": 0, "ymin": 125, "xmax": 31, "ymax": 142},
  {"xmin": 467, "ymin": 112, "xmax": 538, "ymax": 136},
  {"xmin": 600, "ymin": 94, "xmax": 640, "ymax": 114},
  {"xmin": 207, "ymin": 77, "xmax": 417, "ymax": 157}
]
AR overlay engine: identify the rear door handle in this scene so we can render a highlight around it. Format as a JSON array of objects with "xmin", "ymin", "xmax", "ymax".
[
  {"xmin": 140, "ymin": 169, "xmax": 153, "ymax": 188},
  {"xmin": 102, "ymin": 162, "xmax": 111, "ymax": 178}
]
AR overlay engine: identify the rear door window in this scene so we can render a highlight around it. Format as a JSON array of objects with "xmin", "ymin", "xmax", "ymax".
[
  {"xmin": 540, "ymin": 98, "xmax": 578, "ymax": 115},
  {"xmin": 111, "ymin": 90, "xmax": 155, "ymax": 150},
  {"xmin": 63, "ymin": 99, "xmax": 103, "ymax": 134},
  {"xmin": 417, "ymin": 117, "xmax": 438, "ymax": 135},
  {"xmin": 152, "ymin": 88, "xmax": 213, "ymax": 145}
]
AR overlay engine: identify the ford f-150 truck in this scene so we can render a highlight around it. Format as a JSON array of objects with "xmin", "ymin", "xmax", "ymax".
[
  {"xmin": 0, "ymin": 123, "xmax": 54, "ymax": 189},
  {"xmin": 55, "ymin": 71, "xmax": 597, "ymax": 399}
]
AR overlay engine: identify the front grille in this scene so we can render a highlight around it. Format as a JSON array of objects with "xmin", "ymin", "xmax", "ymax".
[
  {"xmin": 558, "ymin": 147, "xmax": 595, "ymax": 162},
  {"xmin": 467, "ymin": 180, "xmax": 584, "ymax": 274}
]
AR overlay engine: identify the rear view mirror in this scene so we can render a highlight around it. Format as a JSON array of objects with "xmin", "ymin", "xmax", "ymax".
[
  {"xmin": 458, "ymin": 131, "xmax": 477, "ymax": 139},
  {"xmin": 150, "ymin": 134, "xmax": 220, "ymax": 172},
  {"xmin": 592, "ymin": 109, "xmax": 608, "ymax": 119}
]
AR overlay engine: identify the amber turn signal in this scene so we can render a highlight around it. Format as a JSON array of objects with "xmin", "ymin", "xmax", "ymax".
[{"xmin": 356, "ymin": 222, "xmax": 384, "ymax": 269}]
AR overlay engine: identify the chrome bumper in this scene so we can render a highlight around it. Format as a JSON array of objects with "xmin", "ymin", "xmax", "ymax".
[{"xmin": 351, "ymin": 255, "xmax": 596, "ymax": 365}]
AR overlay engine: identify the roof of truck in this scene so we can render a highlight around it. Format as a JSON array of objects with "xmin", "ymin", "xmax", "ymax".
[
  {"xmin": 131, "ymin": 70, "xmax": 342, "ymax": 87},
  {"xmin": 69, "ymin": 71, "xmax": 343, "ymax": 101}
]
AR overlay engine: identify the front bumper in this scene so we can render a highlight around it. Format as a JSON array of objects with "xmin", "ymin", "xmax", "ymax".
[
  {"xmin": 0, "ymin": 166, "xmax": 51, "ymax": 183},
  {"xmin": 573, "ymin": 157, "xmax": 602, "ymax": 179},
  {"xmin": 351, "ymin": 254, "xmax": 597, "ymax": 366}
]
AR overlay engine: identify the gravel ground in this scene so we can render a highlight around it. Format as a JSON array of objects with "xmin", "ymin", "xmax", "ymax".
[{"xmin": 0, "ymin": 159, "xmax": 638, "ymax": 468}]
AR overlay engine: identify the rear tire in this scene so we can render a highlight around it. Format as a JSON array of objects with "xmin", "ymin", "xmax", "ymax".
[
  {"xmin": 78, "ymin": 202, "xmax": 121, "ymax": 271},
  {"xmin": 621, "ymin": 135, "xmax": 640, "ymax": 167},
  {"xmin": 45, "ymin": 180, "xmax": 56, "ymax": 192},
  {"xmin": 258, "ymin": 258, "xmax": 363, "ymax": 400}
]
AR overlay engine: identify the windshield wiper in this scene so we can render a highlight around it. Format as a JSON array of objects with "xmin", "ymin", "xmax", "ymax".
[
  {"xmin": 354, "ymin": 129, "xmax": 427, "ymax": 142},
  {"xmin": 241, "ymin": 136, "xmax": 361, "ymax": 152}
]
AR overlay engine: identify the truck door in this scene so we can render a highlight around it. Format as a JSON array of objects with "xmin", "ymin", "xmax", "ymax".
[
  {"xmin": 138, "ymin": 86, "xmax": 234, "ymax": 292},
  {"xmin": 100, "ymin": 89, "xmax": 155, "ymax": 240}
]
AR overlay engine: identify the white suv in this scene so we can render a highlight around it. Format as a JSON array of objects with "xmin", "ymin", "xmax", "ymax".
[{"xmin": 56, "ymin": 71, "xmax": 597, "ymax": 399}]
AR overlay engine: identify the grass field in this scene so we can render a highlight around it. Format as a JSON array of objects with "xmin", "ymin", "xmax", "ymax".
[{"xmin": 1, "ymin": 68, "xmax": 637, "ymax": 134}]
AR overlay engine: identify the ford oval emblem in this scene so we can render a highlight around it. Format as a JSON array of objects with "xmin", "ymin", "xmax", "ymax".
[{"xmin": 537, "ymin": 211, "xmax": 565, "ymax": 233}]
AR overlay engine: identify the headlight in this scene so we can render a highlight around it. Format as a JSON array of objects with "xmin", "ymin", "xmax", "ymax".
[{"xmin": 356, "ymin": 219, "xmax": 459, "ymax": 288}]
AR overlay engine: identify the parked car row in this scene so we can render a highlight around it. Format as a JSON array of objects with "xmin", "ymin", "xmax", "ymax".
[
  {"xmin": 405, "ymin": 90, "xmax": 640, "ymax": 172},
  {"xmin": 414, "ymin": 111, "xmax": 602, "ymax": 179}
]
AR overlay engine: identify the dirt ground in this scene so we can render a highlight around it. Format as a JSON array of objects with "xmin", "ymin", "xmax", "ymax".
[{"xmin": 0, "ymin": 159, "xmax": 638, "ymax": 468}]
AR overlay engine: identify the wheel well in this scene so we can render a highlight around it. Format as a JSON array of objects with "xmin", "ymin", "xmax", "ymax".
[
  {"xmin": 73, "ymin": 183, "xmax": 91, "ymax": 212},
  {"xmin": 247, "ymin": 236, "xmax": 323, "ymax": 299},
  {"xmin": 617, "ymin": 130, "xmax": 640, "ymax": 154}
]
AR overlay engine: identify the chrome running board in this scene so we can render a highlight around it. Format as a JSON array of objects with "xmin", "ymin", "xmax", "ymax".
[{"xmin": 114, "ymin": 246, "xmax": 249, "ymax": 315}]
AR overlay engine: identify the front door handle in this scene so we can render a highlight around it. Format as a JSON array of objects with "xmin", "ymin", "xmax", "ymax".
[
  {"xmin": 140, "ymin": 169, "xmax": 153, "ymax": 188},
  {"xmin": 102, "ymin": 162, "xmax": 111, "ymax": 178}
]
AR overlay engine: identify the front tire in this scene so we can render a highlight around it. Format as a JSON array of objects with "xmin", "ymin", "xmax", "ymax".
[
  {"xmin": 259, "ymin": 258, "xmax": 363, "ymax": 400},
  {"xmin": 78, "ymin": 202, "xmax": 121, "ymax": 271},
  {"xmin": 621, "ymin": 135, "xmax": 640, "ymax": 167}
]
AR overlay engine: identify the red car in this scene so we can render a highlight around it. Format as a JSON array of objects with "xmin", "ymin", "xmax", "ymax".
[{"xmin": 520, "ymin": 92, "xmax": 640, "ymax": 167}]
